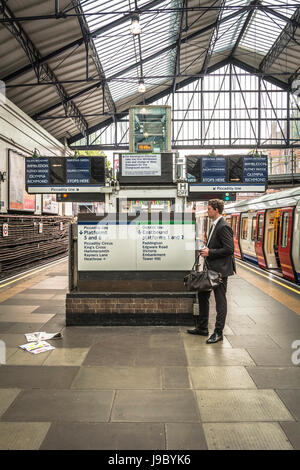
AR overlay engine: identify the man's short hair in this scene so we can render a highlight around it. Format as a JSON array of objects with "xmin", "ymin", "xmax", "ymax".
[{"xmin": 208, "ymin": 199, "xmax": 224, "ymax": 214}]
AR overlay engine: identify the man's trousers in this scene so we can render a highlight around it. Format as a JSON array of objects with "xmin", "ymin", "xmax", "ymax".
[{"xmin": 197, "ymin": 277, "xmax": 228, "ymax": 334}]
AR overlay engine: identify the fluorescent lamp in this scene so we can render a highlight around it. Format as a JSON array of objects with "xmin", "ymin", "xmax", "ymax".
[
  {"xmin": 130, "ymin": 15, "xmax": 141, "ymax": 35},
  {"xmin": 138, "ymin": 79, "xmax": 146, "ymax": 93}
]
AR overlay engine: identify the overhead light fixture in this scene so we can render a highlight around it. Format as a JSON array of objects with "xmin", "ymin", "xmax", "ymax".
[
  {"xmin": 138, "ymin": 79, "xmax": 146, "ymax": 93},
  {"xmin": 130, "ymin": 14, "xmax": 141, "ymax": 35},
  {"xmin": 32, "ymin": 148, "xmax": 41, "ymax": 158}
]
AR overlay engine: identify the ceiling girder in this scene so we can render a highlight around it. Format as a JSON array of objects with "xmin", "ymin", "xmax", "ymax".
[
  {"xmin": 31, "ymin": 4, "xmax": 250, "ymax": 120},
  {"xmin": 67, "ymin": 58, "xmax": 230, "ymax": 145},
  {"xmin": 260, "ymin": 7, "xmax": 300, "ymax": 73},
  {"xmin": 0, "ymin": 0, "xmax": 88, "ymax": 136}
]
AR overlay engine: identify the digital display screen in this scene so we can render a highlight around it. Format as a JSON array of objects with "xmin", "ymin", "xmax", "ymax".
[{"xmin": 26, "ymin": 156, "xmax": 106, "ymax": 193}]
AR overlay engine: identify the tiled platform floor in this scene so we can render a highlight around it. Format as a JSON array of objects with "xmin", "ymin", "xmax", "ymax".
[{"xmin": 0, "ymin": 259, "xmax": 299, "ymax": 450}]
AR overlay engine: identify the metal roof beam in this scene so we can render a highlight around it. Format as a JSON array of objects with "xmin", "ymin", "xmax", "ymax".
[
  {"xmin": 72, "ymin": 0, "xmax": 116, "ymax": 116},
  {"xmin": 260, "ymin": 7, "xmax": 300, "ymax": 73},
  {"xmin": 230, "ymin": 0, "xmax": 261, "ymax": 58},
  {"xmin": 0, "ymin": 0, "xmax": 88, "ymax": 137},
  {"xmin": 259, "ymin": 4, "xmax": 300, "ymax": 29},
  {"xmin": 230, "ymin": 57, "xmax": 289, "ymax": 91},
  {"xmin": 67, "ymin": 58, "xmax": 230, "ymax": 145},
  {"xmin": 32, "ymin": 5, "xmax": 249, "ymax": 119},
  {"xmin": 2, "ymin": 2, "xmax": 250, "ymax": 84},
  {"xmin": 1, "ymin": 0, "xmax": 166, "ymax": 82},
  {"xmin": 172, "ymin": 0, "xmax": 186, "ymax": 93}
]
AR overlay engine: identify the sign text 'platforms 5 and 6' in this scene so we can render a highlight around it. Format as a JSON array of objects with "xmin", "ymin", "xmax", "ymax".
[{"xmin": 77, "ymin": 213, "xmax": 195, "ymax": 272}]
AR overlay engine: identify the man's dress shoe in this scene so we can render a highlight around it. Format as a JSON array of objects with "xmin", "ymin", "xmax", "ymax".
[
  {"xmin": 206, "ymin": 332, "xmax": 223, "ymax": 344},
  {"xmin": 187, "ymin": 328, "xmax": 209, "ymax": 336}
]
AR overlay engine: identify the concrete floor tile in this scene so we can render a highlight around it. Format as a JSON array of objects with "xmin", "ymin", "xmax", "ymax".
[
  {"xmin": 0, "ymin": 323, "xmax": 16, "ymax": 333},
  {"xmin": 71, "ymin": 366, "xmax": 162, "ymax": 389},
  {"xmin": 182, "ymin": 334, "xmax": 232, "ymax": 349},
  {"xmin": 246, "ymin": 367, "xmax": 300, "ymax": 389},
  {"xmin": 83, "ymin": 342, "xmax": 138, "ymax": 366},
  {"xmin": 227, "ymin": 335, "xmax": 280, "ymax": 349},
  {"xmin": 186, "ymin": 348, "xmax": 255, "ymax": 366},
  {"xmin": 0, "ymin": 305, "xmax": 40, "ymax": 314},
  {"xmin": 135, "ymin": 347, "xmax": 187, "ymax": 366},
  {"xmin": 280, "ymin": 422, "xmax": 300, "ymax": 450},
  {"xmin": 166, "ymin": 423, "xmax": 207, "ymax": 450},
  {"xmin": 246, "ymin": 348, "xmax": 298, "ymax": 366},
  {"xmin": 0, "ymin": 365, "xmax": 79, "ymax": 389},
  {"xmin": 188, "ymin": 366, "xmax": 257, "ymax": 389},
  {"xmin": 163, "ymin": 367, "xmax": 190, "ymax": 389},
  {"xmin": 195, "ymin": 389, "xmax": 294, "ymax": 422},
  {"xmin": 0, "ymin": 313, "xmax": 54, "ymax": 323},
  {"xmin": 0, "ymin": 389, "xmax": 20, "ymax": 416},
  {"xmin": 2, "ymin": 389, "xmax": 114, "ymax": 422},
  {"xmin": 0, "ymin": 422, "xmax": 51, "ymax": 450},
  {"xmin": 275, "ymin": 390, "xmax": 300, "ymax": 420},
  {"xmin": 6, "ymin": 349, "xmax": 51, "ymax": 366},
  {"xmin": 43, "ymin": 348, "xmax": 89, "ymax": 366},
  {"xmin": 5, "ymin": 322, "xmax": 45, "ymax": 334},
  {"xmin": 149, "ymin": 333, "xmax": 183, "ymax": 348},
  {"xmin": 111, "ymin": 390, "xmax": 200, "ymax": 422},
  {"xmin": 203, "ymin": 422, "xmax": 293, "ymax": 450},
  {"xmin": 40, "ymin": 422, "xmax": 165, "ymax": 450},
  {"xmin": 30, "ymin": 277, "xmax": 68, "ymax": 290}
]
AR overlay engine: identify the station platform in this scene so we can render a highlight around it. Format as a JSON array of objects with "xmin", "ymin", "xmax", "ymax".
[{"xmin": 0, "ymin": 259, "xmax": 299, "ymax": 451}]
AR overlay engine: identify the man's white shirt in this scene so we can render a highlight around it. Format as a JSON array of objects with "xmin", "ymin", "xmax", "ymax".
[{"xmin": 207, "ymin": 216, "xmax": 223, "ymax": 246}]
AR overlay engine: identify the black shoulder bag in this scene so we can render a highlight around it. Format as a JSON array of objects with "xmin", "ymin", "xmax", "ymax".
[{"xmin": 184, "ymin": 255, "xmax": 223, "ymax": 292}]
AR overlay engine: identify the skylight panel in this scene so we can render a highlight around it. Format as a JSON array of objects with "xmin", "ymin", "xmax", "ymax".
[{"xmin": 80, "ymin": 0, "xmax": 181, "ymax": 101}]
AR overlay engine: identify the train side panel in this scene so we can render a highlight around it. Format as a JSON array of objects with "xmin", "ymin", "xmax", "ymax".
[
  {"xmin": 292, "ymin": 201, "xmax": 300, "ymax": 285},
  {"xmin": 239, "ymin": 212, "xmax": 258, "ymax": 264},
  {"xmin": 278, "ymin": 207, "xmax": 296, "ymax": 283}
]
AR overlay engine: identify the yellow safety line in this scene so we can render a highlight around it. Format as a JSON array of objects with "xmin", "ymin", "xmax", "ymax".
[
  {"xmin": 236, "ymin": 260, "xmax": 300, "ymax": 295},
  {"xmin": 0, "ymin": 258, "xmax": 66, "ymax": 289}
]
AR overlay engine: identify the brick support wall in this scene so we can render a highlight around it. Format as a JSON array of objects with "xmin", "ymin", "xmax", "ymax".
[
  {"xmin": 66, "ymin": 293, "xmax": 195, "ymax": 325},
  {"xmin": 66, "ymin": 297, "xmax": 194, "ymax": 314}
]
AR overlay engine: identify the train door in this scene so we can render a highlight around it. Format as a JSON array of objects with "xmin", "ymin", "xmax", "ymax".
[
  {"xmin": 263, "ymin": 209, "xmax": 281, "ymax": 270},
  {"xmin": 231, "ymin": 213, "xmax": 241, "ymax": 258},
  {"xmin": 278, "ymin": 207, "xmax": 296, "ymax": 282},
  {"xmin": 255, "ymin": 210, "xmax": 267, "ymax": 269}
]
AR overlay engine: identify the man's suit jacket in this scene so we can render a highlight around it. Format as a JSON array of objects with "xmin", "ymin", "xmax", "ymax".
[{"xmin": 206, "ymin": 217, "xmax": 236, "ymax": 277}]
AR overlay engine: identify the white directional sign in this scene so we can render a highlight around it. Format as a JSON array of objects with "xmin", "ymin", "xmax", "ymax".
[{"xmin": 77, "ymin": 215, "xmax": 195, "ymax": 271}]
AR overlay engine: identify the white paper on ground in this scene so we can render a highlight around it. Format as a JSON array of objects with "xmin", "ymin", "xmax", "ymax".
[
  {"xmin": 25, "ymin": 331, "xmax": 62, "ymax": 342},
  {"xmin": 19, "ymin": 341, "xmax": 55, "ymax": 354}
]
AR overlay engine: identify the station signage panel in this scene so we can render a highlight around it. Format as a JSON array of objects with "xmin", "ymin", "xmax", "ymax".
[
  {"xmin": 187, "ymin": 154, "xmax": 268, "ymax": 193},
  {"xmin": 77, "ymin": 213, "xmax": 195, "ymax": 271},
  {"xmin": 25, "ymin": 156, "xmax": 106, "ymax": 193},
  {"xmin": 118, "ymin": 152, "xmax": 173, "ymax": 184}
]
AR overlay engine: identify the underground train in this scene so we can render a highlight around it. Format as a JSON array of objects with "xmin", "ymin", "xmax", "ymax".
[{"xmin": 199, "ymin": 187, "xmax": 300, "ymax": 285}]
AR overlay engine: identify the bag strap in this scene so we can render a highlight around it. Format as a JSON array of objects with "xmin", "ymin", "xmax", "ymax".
[{"xmin": 192, "ymin": 253, "xmax": 200, "ymax": 271}]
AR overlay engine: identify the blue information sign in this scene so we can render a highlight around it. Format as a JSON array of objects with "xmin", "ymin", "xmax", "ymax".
[
  {"xmin": 26, "ymin": 158, "xmax": 49, "ymax": 185},
  {"xmin": 243, "ymin": 156, "xmax": 268, "ymax": 183},
  {"xmin": 66, "ymin": 158, "xmax": 90, "ymax": 184},
  {"xmin": 202, "ymin": 157, "xmax": 226, "ymax": 183}
]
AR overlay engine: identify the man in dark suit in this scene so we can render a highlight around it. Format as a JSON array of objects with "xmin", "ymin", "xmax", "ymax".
[{"xmin": 187, "ymin": 198, "xmax": 235, "ymax": 344}]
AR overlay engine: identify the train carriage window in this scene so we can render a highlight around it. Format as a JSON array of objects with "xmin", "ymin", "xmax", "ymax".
[
  {"xmin": 281, "ymin": 213, "xmax": 289, "ymax": 248},
  {"xmin": 251, "ymin": 217, "xmax": 257, "ymax": 241},
  {"xmin": 232, "ymin": 216, "xmax": 237, "ymax": 238},
  {"xmin": 257, "ymin": 214, "xmax": 264, "ymax": 242},
  {"xmin": 241, "ymin": 217, "xmax": 248, "ymax": 239}
]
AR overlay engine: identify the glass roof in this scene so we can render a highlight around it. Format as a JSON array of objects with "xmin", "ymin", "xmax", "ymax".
[
  {"xmin": 210, "ymin": 0, "xmax": 300, "ymax": 56},
  {"xmin": 81, "ymin": 0, "xmax": 181, "ymax": 101}
]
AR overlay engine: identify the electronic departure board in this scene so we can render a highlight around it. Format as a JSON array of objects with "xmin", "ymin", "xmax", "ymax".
[
  {"xmin": 187, "ymin": 154, "xmax": 268, "ymax": 193},
  {"xmin": 26, "ymin": 156, "xmax": 106, "ymax": 193},
  {"xmin": 118, "ymin": 152, "xmax": 174, "ymax": 184}
]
